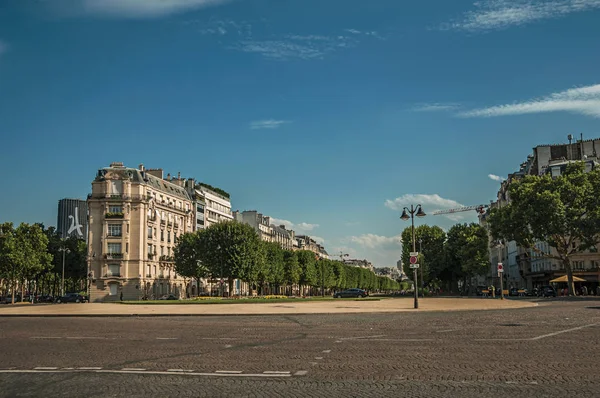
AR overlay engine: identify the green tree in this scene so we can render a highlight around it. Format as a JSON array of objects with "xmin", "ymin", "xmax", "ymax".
[
  {"xmin": 297, "ymin": 250, "xmax": 317, "ymax": 294},
  {"xmin": 261, "ymin": 241, "xmax": 285, "ymax": 294},
  {"xmin": 446, "ymin": 223, "xmax": 490, "ymax": 293},
  {"xmin": 174, "ymin": 232, "xmax": 209, "ymax": 296},
  {"xmin": 196, "ymin": 221, "xmax": 263, "ymax": 297},
  {"xmin": 488, "ymin": 162, "xmax": 600, "ymax": 295},
  {"xmin": 401, "ymin": 225, "xmax": 446, "ymax": 284},
  {"xmin": 0, "ymin": 223, "xmax": 20, "ymax": 303},
  {"xmin": 283, "ymin": 251, "xmax": 301, "ymax": 295}
]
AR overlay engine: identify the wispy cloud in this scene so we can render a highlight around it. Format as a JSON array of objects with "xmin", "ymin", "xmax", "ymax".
[
  {"xmin": 412, "ymin": 103, "xmax": 461, "ymax": 112},
  {"xmin": 270, "ymin": 217, "xmax": 319, "ymax": 232},
  {"xmin": 446, "ymin": 0, "xmax": 600, "ymax": 32},
  {"xmin": 488, "ymin": 174, "xmax": 506, "ymax": 182},
  {"xmin": 72, "ymin": 0, "xmax": 232, "ymax": 18},
  {"xmin": 385, "ymin": 193, "xmax": 467, "ymax": 222},
  {"xmin": 459, "ymin": 84, "xmax": 600, "ymax": 118},
  {"xmin": 250, "ymin": 119, "xmax": 292, "ymax": 130},
  {"xmin": 233, "ymin": 33, "xmax": 358, "ymax": 60},
  {"xmin": 183, "ymin": 18, "xmax": 252, "ymax": 37}
]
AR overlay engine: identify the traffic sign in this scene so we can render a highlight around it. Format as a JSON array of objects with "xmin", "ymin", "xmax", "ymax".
[
  {"xmin": 409, "ymin": 252, "xmax": 419, "ymax": 257},
  {"xmin": 410, "ymin": 256, "xmax": 418, "ymax": 264},
  {"xmin": 410, "ymin": 264, "xmax": 420, "ymax": 269},
  {"xmin": 497, "ymin": 263, "xmax": 504, "ymax": 273}
]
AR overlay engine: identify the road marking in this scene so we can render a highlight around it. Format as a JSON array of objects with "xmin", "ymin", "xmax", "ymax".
[
  {"xmin": 31, "ymin": 337, "xmax": 62, "ymax": 339},
  {"xmin": 66, "ymin": 337, "xmax": 109, "ymax": 340},
  {"xmin": 167, "ymin": 369, "xmax": 194, "ymax": 373},
  {"xmin": 315, "ymin": 357, "xmax": 323, "ymax": 360},
  {"xmin": 263, "ymin": 371, "xmax": 290, "ymax": 374},
  {"xmin": 436, "ymin": 329, "xmax": 458, "ymax": 333},
  {"xmin": 215, "ymin": 370, "xmax": 243, "ymax": 374},
  {"xmin": 224, "ymin": 344, "xmax": 233, "ymax": 348},
  {"xmin": 34, "ymin": 367, "xmax": 58, "ymax": 370},
  {"xmin": 322, "ymin": 350, "xmax": 331, "ymax": 353},
  {"xmin": 0, "ymin": 369, "xmax": 291, "ymax": 378},
  {"xmin": 121, "ymin": 368, "xmax": 146, "ymax": 371},
  {"xmin": 294, "ymin": 370, "xmax": 308, "ymax": 376},
  {"xmin": 529, "ymin": 323, "xmax": 600, "ymax": 340},
  {"xmin": 77, "ymin": 367, "xmax": 102, "ymax": 370},
  {"xmin": 475, "ymin": 339, "xmax": 528, "ymax": 342},
  {"xmin": 156, "ymin": 337, "xmax": 178, "ymax": 340},
  {"xmin": 339, "ymin": 335, "xmax": 386, "ymax": 340}
]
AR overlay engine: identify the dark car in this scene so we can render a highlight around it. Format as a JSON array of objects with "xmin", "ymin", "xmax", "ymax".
[
  {"xmin": 56, "ymin": 293, "xmax": 87, "ymax": 303},
  {"xmin": 509, "ymin": 287, "xmax": 519, "ymax": 296},
  {"xmin": 539, "ymin": 286, "xmax": 556, "ymax": 297},
  {"xmin": 158, "ymin": 294, "xmax": 178, "ymax": 300},
  {"xmin": 333, "ymin": 288, "xmax": 368, "ymax": 298}
]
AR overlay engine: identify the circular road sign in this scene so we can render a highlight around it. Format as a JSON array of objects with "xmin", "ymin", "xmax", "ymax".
[{"xmin": 410, "ymin": 256, "xmax": 418, "ymax": 264}]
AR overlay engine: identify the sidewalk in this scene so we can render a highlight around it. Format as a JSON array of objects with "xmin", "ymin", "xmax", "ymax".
[{"xmin": 0, "ymin": 297, "xmax": 536, "ymax": 317}]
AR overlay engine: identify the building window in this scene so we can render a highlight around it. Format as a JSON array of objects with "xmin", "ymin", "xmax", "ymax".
[
  {"xmin": 167, "ymin": 231, "xmax": 171, "ymax": 243},
  {"xmin": 161, "ymin": 230, "xmax": 164, "ymax": 242},
  {"xmin": 108, "ymin": 224, "xmax": 122, "ymax": 237},
  {"xmin": 127, "ymin": 224, "xmax": 129, "ymax": 233},
  {"xmin": 148, "ymin": 227, "xmax": 153, "ymax": 239},
  {"xmin": 107, "ymin": 243, "xmax": 122, "ymax": 254},
  {"xmin": 126, "ymin": 243, "xmax": 129, "ymax": 253},
  {"xmin": 109, "ymin": 284, "xmax": 118, "ymax": 296},
  {"xmin": 148, "ymin": 244, "xmax": 153, "ymax": 257},
  {"xmin": 108, "ymin": 264, "xmax": 120, "ymax": 277},
  {"xmin": 109, "ymin": 205, "xmax": 122, "ymax": 213}
]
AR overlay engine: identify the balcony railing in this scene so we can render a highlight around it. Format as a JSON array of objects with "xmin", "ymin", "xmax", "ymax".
[
  {"xmin": 105, "ymin": 272, "xmax": 121, "ymax": 277},
  {"xmin": 105, "ymin": 212, "xmax": 124, "ymax": 219},
  {"xmin": 148, "ymin": 253, "xmax": 156, "ymax": 260},
  {"xmin": 107, "ymin": 234, "xmax": 122, "ymax": 238},
  {"xmin": 148, "ymin": 216, "xmax": 156, "ymax": 222},
  {"xmin": 159, "ymin": 255, "xmax": 174, "ymax": 262},
  {"xmin": 104, "ymin": 253, "xmax": 123, "ymax": 259},
  {"xmin": 146, "ymin": 274, "xmax": 152, "ymax": 278},
  {"xmin": 88, "ymin": 194, "xmax": 151, "ymax": 201}
]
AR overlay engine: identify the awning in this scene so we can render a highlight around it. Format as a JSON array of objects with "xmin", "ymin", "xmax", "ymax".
[{"xmin": 549, "ymin": 275, "xmax": 586, "ymax": 283}]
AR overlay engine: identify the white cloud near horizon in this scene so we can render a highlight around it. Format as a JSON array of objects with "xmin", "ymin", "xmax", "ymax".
[
  {"xmin": 447, "ymin": 0, "xmax": 600, "ymax": 32},
  {"xmin": 349, "ymin": 234, "xmax": 402, "ymax": 249},
  {"xmin": 412, "ymin": 103, "xmax": 461, "ymax": 112},
  {"xmin": 459, "ymin": 84, "xmax": 600, "ymax": 118},
  {"xmin": 270, "ymin": 217, "xmax": 319, "ymax": 232},
  {"xmin": 76, "ymin": 0, "xmax": 232, "ymax": 18},
  {"xmin": 385, "ymin": 193, "xmax": 467, "ymax": 222},
  {"xmin": 250, "ymin": 119, "xmax": 292, "ymax": 130},
  {"xmin": 488, "ymin": 174, "xmax": 506, "ymax": 182}
]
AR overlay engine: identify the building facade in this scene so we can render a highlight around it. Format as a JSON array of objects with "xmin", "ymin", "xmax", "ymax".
[
  {"xmin": 57, "ymin": 198, "xmax": 88, "ymax": 240},
  {"xmin": 87, "ymin": 163, "xmax": 195, "ymax": 302}
]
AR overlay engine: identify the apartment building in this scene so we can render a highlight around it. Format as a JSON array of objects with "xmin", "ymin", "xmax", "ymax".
[
  {"xmin": 343, "ymin": 259, "xmax": 374, "ymax": 272},
  {"xmin": 87, "ymin": 163, "xmax": 194, "ymax": 302},
  {"xmin": 233, "ymin": 210, "xmax": 274, "ymax": 242},
  {"xmin": 176, "ymin": 178, "xmax": 233, "ymax": 231},
  {"xmin": 295, "ymin": 235, "xmax": 328, "ymax": 258}
]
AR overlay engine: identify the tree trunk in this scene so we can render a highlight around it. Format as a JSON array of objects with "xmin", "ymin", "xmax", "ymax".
[
  {"xmin": 228, "ymin": 277, "xmax": 234, "ymax": 298},
  {"xmin": 563, "ymin": 258, "xmax": 576, "ymax": 295}
]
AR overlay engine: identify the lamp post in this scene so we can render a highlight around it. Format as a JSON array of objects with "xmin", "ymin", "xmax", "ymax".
[
  {"xmin": 497, "ymin": 240, "xmax": 504, "ymax": 300},
  {"xmin": 58, "ymin": 246, "xmax": 70, "ymax": 297},
  {"xmin": 419, "ymin": 238, "xmax": 424, "ymax": 298},
  {"xmin": 401, "ymin": 204, "xmax": 426, "ymax": 309}
]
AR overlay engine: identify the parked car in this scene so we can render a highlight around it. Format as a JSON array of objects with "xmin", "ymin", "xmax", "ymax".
[
  {"xmin": 539, "ymin": 286, "xmax": 557, "ymax": 297},
  {"xmin": 56, "ymin": 293, "xmax": 87, "ymax": 303},
  {"xmin": 158, "ymin": 294, "xmax": 178, "ymax": 300},
  {"xmin": 1, "ymin": 295, "xmax": 22, "ymax": 304},
  {"xmin": 333, "ymin": 288, "xmax": 368, "ymax": 298}
]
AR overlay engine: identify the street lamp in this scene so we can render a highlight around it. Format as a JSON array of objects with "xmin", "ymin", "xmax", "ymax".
[
  {"xmin": 400, "ymin": 204, "xmax": 426, "ymax": 309},
  {"xmin": 419, "ymin": 238, "xmax": 424, "ymax": 298},
  {"xmin": 496, "ymin": 240, "xmax": 505, "ymax": 300},
  {"xmin": 58, "ymin": 246, "xmax": 70, "ymax": 297}
]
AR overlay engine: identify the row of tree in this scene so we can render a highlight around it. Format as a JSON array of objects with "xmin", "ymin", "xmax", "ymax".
[
  {"xmin": 399, "ymin": 222, "xmax": 490, "ymax": 294},
  {"xmin": 174, "ymin": 221, "xmax": 401, "ymax": 296},
  {"xmin": 0, "ymin": 222, "xmax": 87, "ymax": 303}
]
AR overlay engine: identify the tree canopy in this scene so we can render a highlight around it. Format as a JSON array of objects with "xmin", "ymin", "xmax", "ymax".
[{"xmin": 488, "ymin": 162, "xmax": 600, "ymax": 295}]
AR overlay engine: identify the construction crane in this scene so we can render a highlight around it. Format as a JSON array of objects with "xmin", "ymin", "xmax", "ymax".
[{"xmin": 432, "ymin": 204, "xmax": 488, "ymax": 216}]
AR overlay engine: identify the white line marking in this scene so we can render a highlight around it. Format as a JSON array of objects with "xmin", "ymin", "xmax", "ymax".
[
  {"xmin": 215, "ymin": 370, "xmax": 243, "ymax": 374},
  {"xmin": 529, "ymin": 323, "xmax": 600, "ymax": 340},
  {"xmin": 474, "ymin": 339, "xmax": 528, "ymax": 342},
  {"xmin": 66, "ymin": 337, "xmax": 108, "ymax": 340},
  {"xmin": 224, "ymin": 344, "xmax": 233, "ymax": 348},
  {"xmin": 156, "ymin": 338, "xmax": 178, "ymax": 340},
  {"xmin": 322, "ymin": 350, "xmax": 331, "ymax": 353},
  {"xmin": 34, "ymin": 367, "xmax": 58, "ymax": 370},
  {"xmin": 77, "ymin": 367, "xmax": 102, "ymax": 370},
  {"xmin": 315, "ymin": 357, "xmax": 323, "ymax": 360},
  {"xmin": 167, "ymin": 369, "xmax": 194, "ymax": 373},
  {"xmin": 339, "ymin": 335, "xmax": 386, "ymax": 341},
  {"xmin": 31, "ymin": 337, "xmax": 62, "ymax": 339},
  {"xmin": 436, "ymin": 329, "xmax": 458, "ymax": 333},
  {"xmin": 0, "ymin": 369, "xmax": 291, "ymax": 377},
  {"xmin": 294, "ymin": 370, "xmax": 308, "ymax": 376},
  {"xmin": 121, "ymin": 368, "xmax": 146, "ymax": 371},
  {"xmin": 263, "ymin": 371, "xmax": 290, "ymax": 374},
  {"xmin": 62, "ymin": 368, "xmax": 74, "ymax": 370}
]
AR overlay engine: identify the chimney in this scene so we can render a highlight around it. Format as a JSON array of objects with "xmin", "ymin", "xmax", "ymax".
[
  {"xmin": 167, "ymin": 173, "xmax": 171, "ymax": 181},
  {"xmin": 146, "ymin": 168, "xmax": 163, "ymax": 179},
  {"xmin": 280, "ymin": 225, "xmax": 286, "ymax": 229},
  {"xmin": 177, "ymin": 172, "xmax": 181, "ymax": 180},
  {"xmin": 139, "ymin": 163, "xmax": 144, "ymax": 171}
]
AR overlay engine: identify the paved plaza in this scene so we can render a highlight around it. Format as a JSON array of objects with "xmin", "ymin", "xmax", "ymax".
[{"xmin": 1, "ymin": 299, "xmax": 599, "ymax": 397}]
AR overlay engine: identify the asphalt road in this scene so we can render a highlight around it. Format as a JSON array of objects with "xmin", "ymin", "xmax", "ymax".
[{"xmin": 1, "ymin": 299, "xmax": 599, "ymax": 397}]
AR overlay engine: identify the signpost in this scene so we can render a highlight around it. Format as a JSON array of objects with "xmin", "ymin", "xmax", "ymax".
[{"xmin": 497, "ymin": 263, "xmax": 504, "ymax": 300}]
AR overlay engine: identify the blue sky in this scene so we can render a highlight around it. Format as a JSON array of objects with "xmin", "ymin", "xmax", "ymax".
[{"xmin": 1, "ymin": 0, "xmax": 599, "ymax": 267}]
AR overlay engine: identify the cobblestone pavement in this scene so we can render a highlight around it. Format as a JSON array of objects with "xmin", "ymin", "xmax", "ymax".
[{"xmin": 1, "ymin": 299, "xmax": 599, "ymax": 397}]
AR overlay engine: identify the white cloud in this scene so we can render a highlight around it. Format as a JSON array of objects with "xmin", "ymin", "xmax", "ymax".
[
  {"xmin": 77, "ymin": 0, "xmax": 232, "ymax": 18},
  {"xmin": 412, "ymin": 103, "xmax": 461, "ymax": 112},
  {"xmin": 459, "ymin": 84, "xmax": 600, "ymax": 118},
  {"xmin": 184, "ymin": 18, "xmax": 252, "ymax": 37},
  {"xmin": 350, "ymin": 234, "xmax": 402, "ymax": 249},
  {"xmin": 250, "ymin": 119, "xmax": 292, "ymax": 130},
  {"xmin": 345, "ymin": 29, "xmax": 362, "ymax": 34},
  {"xmin": 270, "ymin": 217, "xmax": 319, "ymax": 232},
  {"xmin": 385, "ymin": 193, "xmax": 467, "ymax": 222},
  {"xmin": 448, "ymin": 0, "xmax": 600, "ymax": 32},
  {"xmin": 488, "ymin": 174, "xmax": 506, "ymax": 182}
]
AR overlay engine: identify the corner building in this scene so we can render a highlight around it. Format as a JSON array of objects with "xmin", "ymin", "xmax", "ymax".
[{"xmin": 87, "ymin": 162, "xmax": 194, "ymax": 302}]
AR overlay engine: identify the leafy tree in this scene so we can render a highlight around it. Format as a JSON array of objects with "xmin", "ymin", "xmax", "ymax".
[
  {"xmin": 401, "ymin": 225, "xmax": 445, "ymax": 284},
  {"xmin": 261, "ymin": 241, "xmax": 285, "ymax": 294},
  {"xmin": 0, "ymin": 223, "xmax": 20, "ymax": 302},
  {"xmin": 297, "ymin": 250, "xmax": 317, "ymax": 294},
  {"xmin": 174, "ymin": 232, "xmax": 209, "ymax": 296},
  {"xmin": 445, "ymin": 223, "xmax": 490, "ymax": 293},
  {"xmin": 283, "ymin": 251, "xmax": 301, "ymax": 294},
  {"xmin": 196, "ymin": 221, "xmax": 263, "ymax": 297},
  {"xmin": 488, "ymin": 162, "xmax": 600, "ymax": 295}
]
